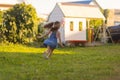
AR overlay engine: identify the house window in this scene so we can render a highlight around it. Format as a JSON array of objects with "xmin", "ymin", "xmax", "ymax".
[
  {"xmin": 70, "ymin": 21, "xmax": 73, "ymax": 31},
  {"xmin": 79, "ymin": 22, "xmax": 82, "ymax": 31}
]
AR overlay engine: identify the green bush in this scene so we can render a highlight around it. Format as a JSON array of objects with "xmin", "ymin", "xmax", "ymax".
[{"xmin": 3, "ymin": 3, "xmax": 38, "ymax": 44}]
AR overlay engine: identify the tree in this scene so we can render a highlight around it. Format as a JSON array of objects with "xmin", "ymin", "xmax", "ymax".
[
  {"xmin": 0, "ymin": 11, "xmax": 3, "ymax": 26},
  {"xmin": 0, "ymin": 10, "xmax": 6, "ymax": 42},
  {"xmin": 89, "ymin": 19, "xmax": 103, "ymax": 29},
  {"xmin": 3, "ymin": 3, "xmax": 38, "ymax": 43},
  {"xmin": 103, "ymin": 9, "xmax": 109, "ymax": 24},
  {"xmin": 37, "ymin": 22, "xmax": 45, "ymax": 42}
]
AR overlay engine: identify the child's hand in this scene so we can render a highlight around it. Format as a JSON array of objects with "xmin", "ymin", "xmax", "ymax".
[
  {"xmin": 37, "ymin": 35, "xmax": 42, "ymax": 38},
  {"xmin": 36, "ymin": 34, "xmax": 42, "ymax": 39}
]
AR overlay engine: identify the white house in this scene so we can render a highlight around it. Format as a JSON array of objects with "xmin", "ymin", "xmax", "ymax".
[
  {"xmin": 70, "ymin": 0, "xmax": 120, "ymax": 26},
  {"xmin": 48, "ymin": 3, "xmax": 105, "ymax": 44}
]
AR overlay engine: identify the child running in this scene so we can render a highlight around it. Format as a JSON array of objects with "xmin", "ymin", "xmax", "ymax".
[{"xmin": 37, "ymin": 21, "xmax": 64, "ymax": 59}]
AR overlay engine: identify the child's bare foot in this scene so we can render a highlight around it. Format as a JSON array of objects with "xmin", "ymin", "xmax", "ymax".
[
  {"xmin": 43, "ymin": 52, "xmax": 46, "ymax": 58},
  {"xmin": 45, "ymin": 56, "xmax": 49, "ymax": 59}
]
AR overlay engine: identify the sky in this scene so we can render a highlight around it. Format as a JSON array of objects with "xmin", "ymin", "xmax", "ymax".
[
  {"xmin": 28, "ymin": 0, "xmax": 79, "ymax": 14},
  {"xmin": 27, "ymin": 0, "xmax": 120, "ymax": 15},
  {"xmin": 1, "ymin": 0, "xmax": 120, "ymax": 15}
]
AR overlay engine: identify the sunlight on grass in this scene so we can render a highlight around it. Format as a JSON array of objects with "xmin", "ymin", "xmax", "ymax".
[
  {"xmin": 0, "ymin": 44, "xmax": 44, "ymax": 53},
  {"xmin": 0, "ymin": 43, "xmax": 73, "ymax": 54},
  {"xmin": 54, "ymin": 49, "xmax": 73, "ymax": 54},
  {"xmin": 0, "ymin": 43, "xmax": 120, "ymax": 80}
]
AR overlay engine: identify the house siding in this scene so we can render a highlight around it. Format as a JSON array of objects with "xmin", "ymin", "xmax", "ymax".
[
  {"xmin": 48, "ymin": 2, "xmax": 104, "ymax": 44},
  {"xmin": 107, "ymin": 9, "xmax": 115, "ymax": 26},
  {"xmin": 107, "ymin": 9, "xmax": 120, "ymax": 26},
  {"xmin": 48, "ymin": 4, "xmax": 64, "ymax": 22},
  {"xmin": 114, "ymin": 9, "xmax": 120, "ymax": 25},
  {"xmin": 64, "ymin": 17, "xmax": 87, "ymax": 41},
  {"xmin": 0, "ymin": 4, "xmax": 13, "ymax": 10}
]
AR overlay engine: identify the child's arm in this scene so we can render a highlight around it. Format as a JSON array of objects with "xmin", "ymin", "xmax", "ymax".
[
  {"xmin": 56, "ymin": 31, "xmax": 64, "ymax": 47},
  {"xmin": 37, "ymin": 29, "xmax": 51, "ymax": 38}
]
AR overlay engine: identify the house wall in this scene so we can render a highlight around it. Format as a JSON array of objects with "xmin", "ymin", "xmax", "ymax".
[
  {"xmin": 107, "ymin": 9, "xmax": 115, "ymax": 26},
  {"xmin": 114, "ymin": 9, "xmax": 120, "ymax": 25},
  {"xmin": 0, "ymin": 7, "xmax": 9, "ymax": 10},
  {"xmin": 48, "ymin": 4, "xmax": 64, "ymax": 22},
  {"xmin": 106, "ymin": 9, "xmax": 120, "ymax": 26},
  {"xmin": 64, "ymin": 17, "xmax": 87, "ymax": 42},
  {"xmin": 0, "ymin": 4, "xmax": 13, "ymax": 10}
]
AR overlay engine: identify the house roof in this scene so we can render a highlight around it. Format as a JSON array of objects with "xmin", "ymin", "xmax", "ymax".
[
  {"xmin": 0, "ymin": 4, "xmax": 13, "ymax": 7},
  {"xmin": 58, "ymin": 3, "xmax": 105, "ymax": 19},
  {"xmin": 70, "ymin": 0, "xmax": 120, "ymax": 9},
  {"xmin": 71, "ymin": 0, "xmax": 92, "ymax": 4},
  {"xmin": 0, "ymin": 0, "xmax": 24, "ymax": 5}
]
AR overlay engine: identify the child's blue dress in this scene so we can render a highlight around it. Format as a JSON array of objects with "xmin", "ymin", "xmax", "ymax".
[{"xmin": 43, "ymin": 32, "xmax": 57, "ymax": 49}]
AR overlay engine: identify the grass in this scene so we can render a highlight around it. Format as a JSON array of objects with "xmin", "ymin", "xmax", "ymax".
[{"xmin": 0, "ymin": 43, "xmax": 120, "ymax": 80}]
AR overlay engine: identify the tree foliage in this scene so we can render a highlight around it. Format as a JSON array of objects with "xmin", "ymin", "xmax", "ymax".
[
  {"xmin": 89, "ymin": 9, "xmax": 109, "ymax": 29},
  {"xmin": 103, "ymin": 9, "xmax": 110, "ymax": 24},
  {"xmin": 0, "ymin": 10, "xmax": 6, "ymax": 42},
  {"xmin": 0, "ymin": 11, "xmax": 3, "ymax": 25},
  {"xmin": 3, "ymin": 3, "xmax": 38, "ymax": 43},
  {"xmin": 89, "ymin": 19, "xmax": 103, "ymax": 29}
]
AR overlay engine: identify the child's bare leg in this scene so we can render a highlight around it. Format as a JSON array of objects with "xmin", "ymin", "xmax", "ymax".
[
  {"xmin": 47, "ymin": 48, "xmax": 54, "ymax": 58},
  {"xmin": 44, "ymin": 48, "xmax": 50, "ymax": 54},
  {"xmin": 44, "ymin": 46, "xmax": 51, "ymax": 59},
  {"xmin": 43, "ymin": 46, "xmax": 50, "ymax": 57}
]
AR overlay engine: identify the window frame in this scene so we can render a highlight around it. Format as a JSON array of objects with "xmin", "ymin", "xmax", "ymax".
[
  {"xmin": 70, "ymin": 21, "xmax": 74, "ymax": 31},
  {"xmin": 79, "ymin": 22, "xmax": 82, "ymax": 31}
]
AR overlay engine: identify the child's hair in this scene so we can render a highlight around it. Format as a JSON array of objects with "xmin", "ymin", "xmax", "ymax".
[{"xmin": 44, "ymin": 21, "xmax": 60, "ymax": 31}]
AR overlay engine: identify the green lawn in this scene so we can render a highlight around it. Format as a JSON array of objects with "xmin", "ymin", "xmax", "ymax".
[{"xmin": 0, "ymin": 44, "xmax": 120, "ymax": 80}]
